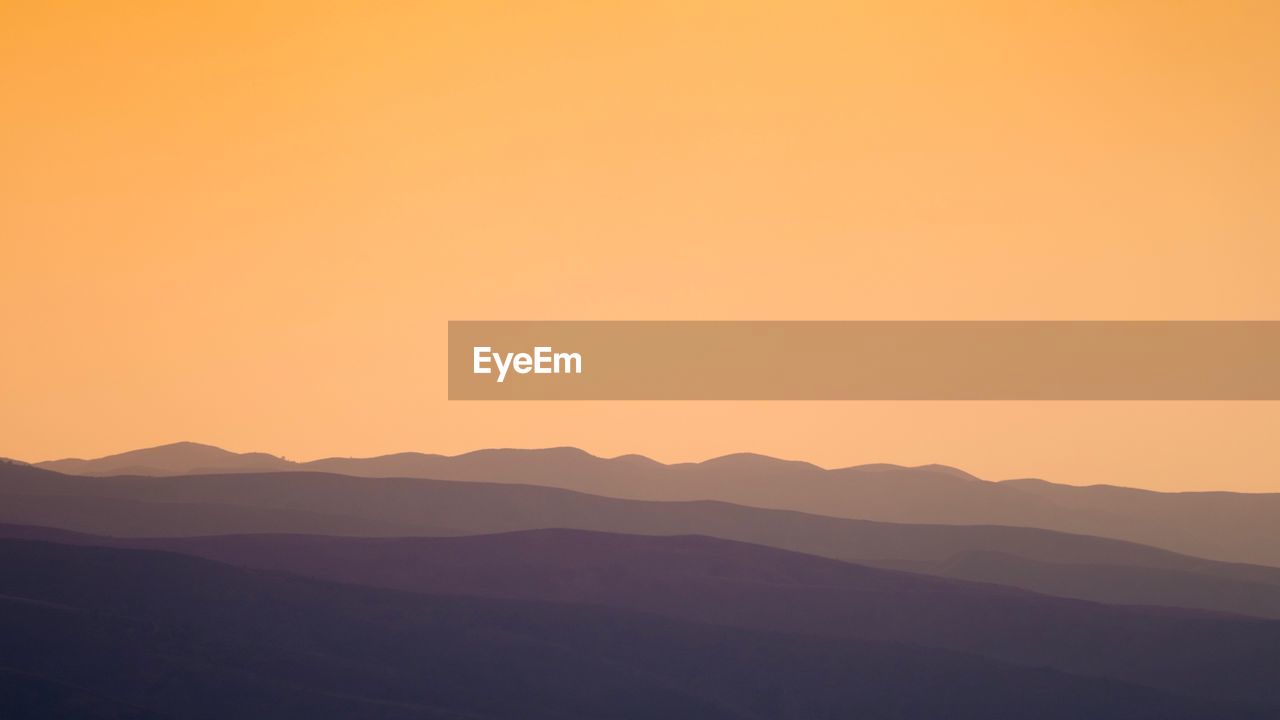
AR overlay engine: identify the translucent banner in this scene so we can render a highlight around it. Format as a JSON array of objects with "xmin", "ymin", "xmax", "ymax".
[{"xmin": 448, "ymin": 321, "xmax": 1280, "ymax": 400}]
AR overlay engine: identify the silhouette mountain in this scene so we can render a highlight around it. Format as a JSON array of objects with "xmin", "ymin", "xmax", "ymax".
[
  {"xmin": 6, "ymin": 537, "xmax": 1262, "ymax": 720},
  {"xmin": 5, "ymin": 524, "xmax": 1280, "ymax": 710},
  {"xmin": 5, "ymin": 463, "xmax": 1280, "ymax": 619},
  {"xmin": 36, "ymin": 441, "xmax": 293, "ymax": 476},
  {"xmin": 33, "ymin": 443, "xmax": 1280, "ymax": 565}
]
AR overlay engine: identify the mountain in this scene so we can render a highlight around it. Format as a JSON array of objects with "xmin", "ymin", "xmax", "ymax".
[
  {"xmin": 5, "ymin": 463, "xmax": 1280, "ymax": 619},
  {"xmin": 0, "ymin": 668, "xmax": 166, "ymax": 720},
  {"xmin": 32, "ymin": 443, "xmax": 1280, "ymax": 565},
  {"xmin": 35, "ymin": 441, "xmax": 294, "ymax": 476},
  {"xmin": 5, "ymin": 537, "xmax": 1258, "ymax": 720},
  {"xmin": 6, "ymin": 524, "xmax": 1280, "ymax": 710}
]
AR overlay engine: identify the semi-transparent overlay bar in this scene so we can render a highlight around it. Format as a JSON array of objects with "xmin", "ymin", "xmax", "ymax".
[{"xmin": 448, "ymin": 321, "xmax": 1280, "ymax": 400}]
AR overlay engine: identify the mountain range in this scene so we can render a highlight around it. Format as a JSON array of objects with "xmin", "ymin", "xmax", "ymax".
[
  {"xmin": 6, "ymin": 536, "xmax": 1267, "ymax": 719},
  {"xmin": 6, "ymin": 442, "xmax": 1280, "ymax": 718},
  {"xmin": 5, "ymin": 522, "xmax": 1280, "ymax": 711},
  {"xmin": 4, "ymin": 460, "xmax": 1280, "ymax": 619},
  {"xmin": 27, "ymin": 441, "xmax": 1280, "ymax": 565}
]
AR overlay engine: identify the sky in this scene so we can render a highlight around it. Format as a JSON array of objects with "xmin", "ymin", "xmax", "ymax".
[{"xmin": 3, "ymin": 0, "xmax": 1278, "ymax": 491}]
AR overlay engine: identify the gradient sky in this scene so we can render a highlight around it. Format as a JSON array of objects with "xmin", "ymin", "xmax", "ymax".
[{"xmin": 3, "ymin": 1, "xmax": 1278, "ymax": 491}]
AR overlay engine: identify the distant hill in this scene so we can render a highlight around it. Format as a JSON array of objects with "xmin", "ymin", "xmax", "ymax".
[
  {"xmin": 5, "ymin": 463, "xmax": 1280, "ymax": 619},
  {"xmin": 5, "ymin": 537, "xmax": 1258, "ymax": 720},
  {"xmin": 36, "ymin": 441, "xmax": 294, "ymax": 476},
  {"xmin": 31, "ymin": 442, "xmax": 1280, "ymax": 565}
]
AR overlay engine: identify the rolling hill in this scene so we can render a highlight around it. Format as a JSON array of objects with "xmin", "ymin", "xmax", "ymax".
[
  {"xmin": 4, "ymin": 461, "xmax": 1280, "ymax": 619},
  {"xmin": 5, "ymin": 537, "xmax": 1259, "ymax": 720},
  {"xmin": 30, "ymin": 443, "xmax": 1280, "ymax": 565},
  {"xmin": 4, "ymin": 524, "xmax": 1280, "ymax": 710}
]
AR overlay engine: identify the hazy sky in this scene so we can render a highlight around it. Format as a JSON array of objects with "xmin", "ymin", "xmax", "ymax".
[{"xmin": 3, "ymin": 1, "xmax": 1278, "ymax": 491}]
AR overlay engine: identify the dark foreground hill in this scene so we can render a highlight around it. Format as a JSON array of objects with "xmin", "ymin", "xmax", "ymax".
[
  {"xmin": 4, "ymin": 462, "xmax": 1280, "ymax": 619},
  {"xmin": 5, "ymin": 524, "xmax": 1280, "ymax": 711},
  {"xmin": 3, "ymin": 537, "xmax": 1262, "ymax": 720}
]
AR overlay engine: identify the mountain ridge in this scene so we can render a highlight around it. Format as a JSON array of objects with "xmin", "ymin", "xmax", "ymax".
[
  {"xmin": 5, "ymin": 536, "xmax": 1264, "ymax": 720},
  {"xmin": 29, "ymin": 441, "xmax": 1280, "ymax": 565},
  {"xmin": 7, "ymin": 462, "xmax": 1280, "ymax": 619}
]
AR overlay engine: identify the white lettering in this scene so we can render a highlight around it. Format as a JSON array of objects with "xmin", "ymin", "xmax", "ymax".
[
  {"xmin": 473, "ymin": 346, "xmax": 492, "ymax": 375},
  {"xmin": 472, "ymin": 346, "xmax": 582, "ymax": 383},
  {"xmin": 554, "ymin": 351, "xmax": 581, "ymax": 374},
  {"xmin": 493, "ymin": 350, "xmax": 513, "ymax": 383}
]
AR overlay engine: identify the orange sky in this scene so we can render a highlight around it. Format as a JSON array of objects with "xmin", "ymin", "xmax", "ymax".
[{"xmin": 3, "ymin": 1, "xmax": 1278, "ymax": 491}]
